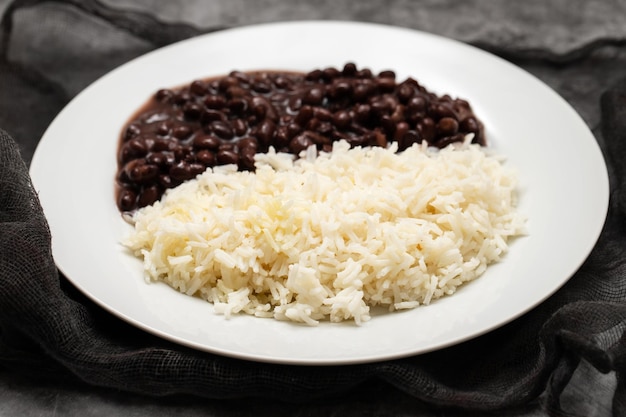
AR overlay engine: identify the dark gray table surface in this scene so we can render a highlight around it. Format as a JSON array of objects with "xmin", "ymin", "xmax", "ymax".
[{"xmin": 1, "ymin": 1, "xmax": 624, "ymax": 415}]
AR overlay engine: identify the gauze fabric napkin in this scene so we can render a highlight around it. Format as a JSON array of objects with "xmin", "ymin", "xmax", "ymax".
[{"xmin": 1, "ymin": 0, "xmax": 626, "ymax": 415}]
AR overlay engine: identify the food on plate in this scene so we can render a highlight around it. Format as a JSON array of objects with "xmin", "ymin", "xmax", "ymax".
[
  {"xmin": 122, "ymin": 140, "xmax": 526, "ymax": 325},
  {"xmin": 116, "ymin": 63, "xmax": 485, "ymax": 212}
]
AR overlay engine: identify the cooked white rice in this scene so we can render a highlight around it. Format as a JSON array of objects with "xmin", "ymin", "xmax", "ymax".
[{"xmin": 123, "ymin": 139, "xmax": 526, "ymax": 325}]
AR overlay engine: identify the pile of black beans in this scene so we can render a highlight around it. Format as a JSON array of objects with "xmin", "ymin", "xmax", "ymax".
[{"xmin": 116, "ymin": 63, "xmax": 485, "ymax": 212}]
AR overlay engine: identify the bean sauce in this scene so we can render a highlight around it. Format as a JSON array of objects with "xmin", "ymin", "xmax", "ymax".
[{"xmin": 116, "ymin": 63, "xmax": 485, "ymax": 212}]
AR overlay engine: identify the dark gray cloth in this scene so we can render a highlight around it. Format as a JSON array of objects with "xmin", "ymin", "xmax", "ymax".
[{"xmin": 1, "ymin": 1, "xmax": 625, "ymax": 415}]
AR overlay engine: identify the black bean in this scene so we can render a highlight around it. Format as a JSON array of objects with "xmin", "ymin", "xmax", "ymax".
[
  {"xmin": 377, "ymin": 77, "xmax": 396, "ymax": 92},
  {"xmin": 322, "ymin": 67, "xmax": 341, "ymax": 81},
  {"xmin": 390, "ymin": 103, "xmax": 404, "ymax": 123},
  {"xmin": 332, "ymin": 110, "xmax": 351, "ymax": 129},
  {"xmin": 216, "ymin": 149, "xmax": 239, "ymax": 165},
  {"xmin": 436, "ymin": 117, "xmax": 459, "ymax": 136},
  {"xmin": 353, "ymin": 82, "xmax": 374, "ymax": 102},
  {"xmin": 274, "ymin": 76, "xmax": 291, "ymax": 89},
  {"xmin": 453, "ymin": 98, "xmax": 471, "ymax": 113},
  {"xmin": 155, "ymin": 89, "xmax": 173, "ymax": 102},
  {"xmin": 399, "ymin": 77, "xmax": 416, "ymax": 88},
  {"xmin": 190, "ymin": 80, "xmax": 207, "ymax": 96},
  {"xmin": 393, "ymin": 122, "xmax": 410, "ymax": 143},
  {"xmin": 193, "ymin": 134, "xmax": 221, "ymax": 150},
  {"xmin": 172, "ymin": 144, "xmax": 193, "ymax": 161},
  {"xmin": 128, "ymin": 162, "xmax": 159, "ymax": 183},
  {"xmin": 124, "ymin": 124, "xmax": 141, "ymax": 140},
  {"xmin": 163, "ymin": 152, "xmax": 177, "ymax": 167},
  {"xmin": 155, "ymin": 122, "xmax": 171, "ymax": 136},
  {"xmin": 397, "ymin": 83, "xmax": 415, "ymax": 103},
  {"xmin": 407, "ymin": 96, "xmax": 427, "ymax": 115},
  {"xmin": 429, "ymin": 103, "xmax": 456, "ymax": 120},
  {"xmin": 399, "ymin": 130, "xmax": 422, "ymax": 150},
  {"xmin": 460, "ymin": 116, "xmax": 480, "ymax": 134},
  {"xmin": 184, "ymin": 152, "xmax": 197, "ymax": 163},
  {"xmin": 317, "ymin": 121, "xmax": 333, "ymax": 136},
  {"xmin": 172, "ymin": 92, "xmax": 191, "ymax": 106},
  {"xmin": 274, "ymin": 126, "xmax": 290, "ymax": 148},
  {"xmin": 217, "ymin": 141, "xmax": 234, "ymax": 151},
  {"xmin": 294, "ymin": 105, "xmax": 314, "ymax": 126},
  {"xmin": 356, "ymin": 68, "xmax": 373, "ymax": 78},
  {"xmin": 346, "ymin": 134, "xmax": 368, "ymax": 147},
  {"xmin": 239, "ymin": 138, "xmax": 258, "ymax": 170},
  {"xmin": 218, "ymin": 76, "xmax": 238, "ymax": 92},
  {"xmin": 349, "ymin": 123, "xmax": 369, "ymax": 135},
  {"xmin": 170, "ymin": 162, "xmax": 196, "ymax": 181},
  {"xmin": 254, "ymin": 119, "xmax": 276, "ymax": 147},
  {"xmin": 472, "ymin": 133, "xmax": 486, "ymax": 146},
  {"xmin": 251, "ymin": 96, "xmax": 278, "ymax": 121},
  {"xmin": 189, "ymin": 163, "xmax": 206, "ymax": 176},
  {"xmin": 143, "ymin": 136, "xmax": 157, "ymax": 150},
  {"xmin": 201, "ymin": 109, "xmax": 227, "ymax": 125},
  {"xmin": 172, "ymin": 125, "xmax": 192, "ymax": 139},
  {"xmin": 417, "ymin": 117, "xmax": 436, "ymax": 142},
  {"xmin": 152, "ymin": 138, "xmax": 171, "ymax": 152},
  {"xmin": 208, "ymin": 80, "xmax": 220, "ymax": 91},
  {"xmin": 226, "ymin": 86, "xmax": 247, "ymax": 98},
  {"xmin": 437, "ymin": 133, "xmax": 466, "ymax": 147},
  {"xmin": 373, "ymin": 130, "xmax": 388, "ymax": 148},
  {"xmin": 370, "ymin": 99, "xmax": 390, "ymax": 117},
  {"xmin": 271, "ymin": 93, "xmax": 288, "ymax": 105},
  {"xmin": 329, "ymin": 80, "xmax": 352, "ymax": 98},
  {"xmin": 232, "ymin": 118, "xmax": 248, "ymax": 136},
  {"xmin": 120, "ymin": 138, "xmax": 148, "ymax": 162},
  {"xmin": 303, "ymin": 87, "xmax": 324, "ymax": 105},
  {"xmin": 145, "ymin": 152, "xmax": 164, "ymax": 167},
  {"xmin": 121, "ymin": 138, "xmax": 145, "ymax": 158},
  {"xmin": 238, "ymin": 136, "xmax": 259, "ymax": 151},
  {"xmin": 305, "ymin": 69, "xmax": 323, "ymax": 81},
  {"xmin": 138, "ymin": 185, "xmax": 161, "ymax": 207},
  {"xmin": 251, "ymin": 81, "xmax": 271, "ymax": 93},
  {"xmin": 330, "ymin": 130, "xmax": 350, "ymax": 141},
  {"xmin": 251, "ymin": 104, "xmax": 266, "ymax": 121},
  {"xmin": 158, "ymin": 174, "xmax": 175, "ymax": 189},
  {"xmin": 210, "ymin": 121, "xmax": 235, "ymax": 140},
  {"xmin": 354, "ymin": 104, "xmax": 372, "ymax": 124},
  {"xmin": 380, "ymin": 115, "xmax": 396, "ymax": 136},
  {"xmin": 305, "ymin": 118, "xmax": 320, "ymax": 132},
  {"xmin": 118, "ymin": 188, "xmax": 137, "ymax": 211},
  {"xmin": 289, "ymin": 133, "xmax": 315, "ymax": 154},
  {"xmin": 230, "ymin": 70, "xmax": 251, "ymax": 85},
  {"xmin": 313, "ymin": 107, "xmax": 332, "ymax": 122},
  {"xmin": 238, "ymin": 147, "xmax": 257, "ymax": 170},
  {"xmin": 146, "ymin": 152, "xmax": 174, "ymax": 168},
  {"xmin": 288, "ymin": 95, "xmax": 303, "ymax": 112},
  {"xmin": 227, "ymin": 97, "xmax": 248, "ymax": 115},
  {"xmin": 306, "ymin": 130, "xmax": 331, "ymax": 146},
  {"xmin": 196, "ymin": 150, "xmax": 216, "ymax": 167},
  {"xmin": 342, "ymin": 63, "xmax": 357, "ymax": 76},
  {"xmin": 204, "ymin": 95, "xmax": 226, "ymax": 109}
]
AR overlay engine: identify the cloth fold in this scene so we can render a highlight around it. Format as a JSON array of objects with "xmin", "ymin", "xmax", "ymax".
[{"xmin": 1, "ymin": 0, "xmax": 626, "ymax": 415}]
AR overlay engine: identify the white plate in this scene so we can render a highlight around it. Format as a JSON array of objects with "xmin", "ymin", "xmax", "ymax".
[{"xmin": 30, "ymin": 21, "xmax": 609, "ymax": 365}]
